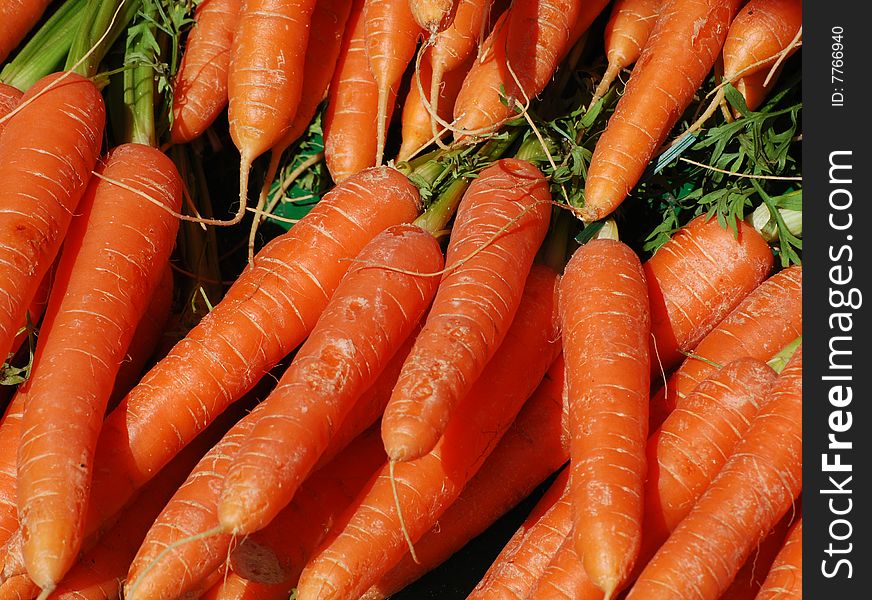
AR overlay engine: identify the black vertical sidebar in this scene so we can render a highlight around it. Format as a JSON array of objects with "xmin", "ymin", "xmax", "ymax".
[{"xmin": 803, "ymin": 1, "xmax": 871, "ymax": 597}]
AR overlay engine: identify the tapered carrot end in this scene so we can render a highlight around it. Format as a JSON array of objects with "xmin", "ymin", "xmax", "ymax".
[
  {"xmin": 580, "ymin": 538, "xmax": 626, "ymax": 600},
  {"xmin": 381, "ymin": 417, "xmax": 440, "ymax": 462},
  {"xmin": 581, "ymin": 175, "xmax": 627, "ymax": 224}
]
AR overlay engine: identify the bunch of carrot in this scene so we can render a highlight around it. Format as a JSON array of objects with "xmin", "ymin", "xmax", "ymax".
[{"xmin": 0, "ymin": 0, "xmax": 803, "ymax": 598}]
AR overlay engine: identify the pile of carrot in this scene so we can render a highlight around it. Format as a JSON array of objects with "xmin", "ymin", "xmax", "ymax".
[{"xmin": 0, "ymin": 0, "xmax": 803, "ymax": 598}]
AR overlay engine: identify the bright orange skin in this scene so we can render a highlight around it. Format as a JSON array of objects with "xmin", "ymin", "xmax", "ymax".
[
  {"xmin": 527, "ymin": 534, "xmax": 603, "ymax": 600},
  {"xmin": 171, "ymin": 0, "xmax": 243, "ymax": 143},
  {"xmin": 755, "ymin": 518, "xmax": 802, "ymax": 599},
  {"xmin": 644, "ymin": 215, "xmax": 774, "ymax": 376},
  {"xmin": 0, "ymin": 73, "xmax": 105, "ymax": 391},
  {"xmin": 561, "ymin": 239, "xmax": 651, "ymax": 595},
  {"xmin": 723, "ymin": 0, "xmax": 802, "ymax": 80},
  {"xmin": 298, "ymin": 265, "xmax": 561, "ymax": 600},
  {"xmin": 0, "ymin": 0, "xmax": 52, "ymax": 62},
  {"xmin": 584, "ymin": 0, "xmax": 744, "ymax": 221},
  {"xmin": 649, "ymin": 265, "xmax": 800, "ymax": 430},
  {"xmin": 0, "ymin": 83, "xmax": 23, "ymax": 133},
  {"xmin": 382, "ymin": 159, "xmax": 551, "ymax": 462},
  {"xmin": 628, "ymin": 348, "xmax": 802, "ymax": 600}
]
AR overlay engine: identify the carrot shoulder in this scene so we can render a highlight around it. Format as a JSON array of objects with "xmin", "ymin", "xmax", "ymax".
[
  {"xmin": 382, "ymin": 158, "xmax": 551, "ymax": 462},
  {"xmin": 583, "ymin": 0, "xmax": 744, "ymax": 221},
  {"xmin": 560, "ymin": 239, "xmax": 650, "ymax": 597},
  {"xmin": 0, "ymin": 73, "xmax": 105, "ymax": 380},
  {"xmin": 628, "ymin": 347, "xmax": 802, "ymax": 600}
]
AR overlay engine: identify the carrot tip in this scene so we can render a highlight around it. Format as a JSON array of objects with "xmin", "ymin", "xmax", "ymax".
[{"xmin": 382, "ymin": 418, "xmax": 438, "ymax": 462}]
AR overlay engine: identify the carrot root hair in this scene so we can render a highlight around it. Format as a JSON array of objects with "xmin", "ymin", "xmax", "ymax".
[{"xmin": 390, "ymin": 460, "xmax": 420, "ymax": 565}]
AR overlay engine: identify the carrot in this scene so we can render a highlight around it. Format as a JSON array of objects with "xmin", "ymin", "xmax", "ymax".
[
  {"xmin": 323, "ymin": 0, "xmax": 398, "ymax": 182},
  {"xmin": 227, "ymin": 427, "xmax": 387, "ymax": 596},
  {"xmin": 0, "ymin": 167, "xmax": 421, "ymax": 585},
  {"xmin": 468, "ymin": 469, "xmax": 571, "ymax": 600},
  {"xmin": 228, "ymin": 0, "xmax": 317, "ymax": 225},
  {"xmin": 297, "ymin": 265, "xmax": 561, "ymax": 599},
  {"xmin": 720, "ymin": 514, "xmax": 792, "ymax": 600},
  {"xmin": 590, "ymin": 0, "xmax": 663, "ymax": 107},
  {"xmin": 649, "ymin": 264, "xmax": 800, "ymax": 429},
  {"xmin": 108, "ymin": 264, "xmax": 175, "ymax": 409},
  {"xmin": 627, "ymin": 346, "xmax": 802, "ymax": 600},
  {"xmin": 7, "ymin": 266, "xmax": 52, "ymax": 363},
  {"xmin": 426, "ymin": 0, "xmax": 490, "ymax": 140},
  {"xmin": 382, "ymin": 158, "xmax": 551, "ymax": 462},
  {"xmin": 365, "ymin": 0, "xmax": 423, "ymax": 166},
  {"xmin": 582, "ymin": 0, "xmax": 744, "ymax": 222},
  {"xmin": 13, "ymin": 144, "xmax": 182, "ymax": 592},
  {"xmin": 250, "ymin": 0, "xmax": 354, "ymax": 255},
  {"xmin": 560, "ymin": 239, "xmax": 650, "ymax": 597},
  {"xmin": 410, "ymin": 0, "xmax": 458, "ymax": 35},
  {"xmin": 0, "ymin": 83, "xmax": 22, "ymax": 134},
  {"xmin": 0, "ymin": 1, "xmax": 52, "ymax": 62},
  {"xmin": 755, "ymin": 517, "xmax": 802, "ymax": 599},
  {"xmin": 0, "ymin": 574, "xmax": 36, "ymax": 600},
  {"xmin": 643, "ymin": 357, "xmax": 777, "ymax": 548},
  {"xmin": 0, "ymin": 72, "xmax": 105, "ymax": 384},
  {"xmin": 170, "ymin": 0, "xmax": 243, "ymax": 144},
  {"xmin": 0, "ymin": 394, "xmax": 25, "ymax": 546},
  {"xmin": 363, "ymin": 355, "xmax": 569, "ymax": 599},
  {"xmin": 453, "ymin": 0, "xmax": 609, "ymax": 139},
  {"xmin": 50, "ymin": 405, "xmax": 245, "ymax": 600},
  {"xmin": 644, "ymin": 214, "xmax": 774, "ymax": 376},
  {"xmin": 527, "ymin": 535, "xmax": 603, "ymax": 600},
  {"xmin": 218, "ymin": 224, "xmax": 442, "ymax": 535},
  {"xmin": 734, "ymin": 65, "xmax": 783, "ymax": 113},
  {"xmin": 398, "ymin": 52, "xmax": 471, "ymax": 161}
]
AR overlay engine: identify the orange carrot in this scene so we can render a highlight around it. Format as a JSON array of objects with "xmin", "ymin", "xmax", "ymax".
[
  {"xmin": 527, "ymin": 534, "xmax": 602, "ymax": 600},
  {"xmin": 0, "ymin": 574, "xmax": 36, "ymax": 600},
  {"xmin": 297, "ymin": 265, "xmax": 561, "ymax": 599},
  {"xmin": 722, "ymin": 0, "xmax": 801, "ymax": 86},
  {"xmin": 398, "ymin": 52, "xmax": 471, "ymax": 161},
  {"xmin": 734, "ymin": 65, "xmax": 783, "ymax": 113},
  {"xmin": 364, "ymin": 0, "xmax": 423, "ymax": 166},
  {"xmin": 560, "ymin": 239, "xmax": 651, "ymax": 597},
  {"xmin": 755, "ymin": 517, "xmax": 802, "ymax": 599},
  {"xmin": 649, "ymin": 264, "xmax": 800, "ymax": 429},
  {"xmin": 426, "ymin": 0, "xmax": 490, "ymax": 139},
  {"xmin": 364, "ymin": 355, "xmax": 569, "ymax": 599},
  {"xmin": 0, "ymin": 1, "xmax": 52, "ymax": 62},
  {"xmin": 0, "ymin": 73, "xmax": 105, "ymax": 366},
  {"xmin": 410, "ymin": 0, "xmax": 458, "ymax": 34},
  {"xmin": 0, "ymin": 167, "xmax": 420, "ymax": 584},
  {"xmin": 644, "ymin": 215, "xmax": 774, "ymax": 376},
  {"xmin": 643, "ymin": 357, "xmax": 777, "ymax": 548},
  {"xmin": 382, "ymin": 158, "xmax": 551, "ymax": 462},
  {"xmin": 468, "ymin": 469, "xmax": 571, "ymax": 600},
  {"xmin": 50, "ymin": 405, "xmax": 245, "ymax": 600},
  {"xmin": 15, "ymin": 144, "xmax": 182, "ymax": 592},
  {"xmin": 583, "ymin": 0, "xmax": 744, "ymax": 221},
  {"xmin": 453, "ymin": 0, "xmax": 609, "ymax": 139},
  {"xmin": 627, "ymin": 346, "xmax": 802, "ymax": 600},
  {"xmin": 324, "ymin": 0, "xmax": 398, "ymax": 181},
  {"xmin": 218, "ymin": 224, "xmax": 442, "ymax": 535},
  {"xmin": 7, "ymin": 266, "xmax": 52, "ymax": 363},
  {"xmin": 108, "ymin": 264, "xmax": 175, "ymax": 409},
  {"xmin": 0, "ymin": 83, "xmax": 22, "ymax": 134},
  {"xmin": 226, "ymin": 427, "xmax": 387, "ymax": 596},
  {"xmin": 0, "ymin": 394, "xmax": 25, "ymax": 546},
  {"xmin": 590, "ymin": 0, "xmax": 663, "ymax": 105},
  {"xmin": 170, "ymin": 0, "xmax": 243, "ymax": 144},
  {"xmin": 229, "ymin": 0, "xmax": 317, "ymax": 224},
  {"xmin": 720, "ymin": 514, "xmax": 792, "ymax": 600}
]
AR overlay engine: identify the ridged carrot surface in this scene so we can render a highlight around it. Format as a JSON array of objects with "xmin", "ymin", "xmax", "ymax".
[
  {"xmin": 560, "ymin": 239, "xmax": 651, "ymax": 597},
  {"xmin": 382, "ymin": 158, "xmax": 551, "ymax": 462},
  {"xmin": 0, "ymin": 83, "xmax": 22, "ymax": 133},
  {"xmin": 722, "ymin": 0, "xmax": 801, "ymax": 81},
  {"xmin": 297, "ymin": 265, "xmax": 561, "ymax": 599},
  {"xmin": 649, "ymin": 265, "xmax": 800, "ymax": 429},
  {"xmin": 170, "ymin": 0, "xmax": 243, "ymax": 143},
  {"xmin": 583, "ymin": 0, "xmax": 744, "ymax": 221},
  {"xmin": 755, "ymin": 517, "xmax": 802, "ymax": 599},
  {"xmin": 0, "ymin": 1, "xmax": 52, "ymax": 62},
  {"xmin": 628, "ymin": 347, "xmax": 802, "ymax": 600},
  {"xmin": 0, "ymin": 73, "xmax": 105, "ymax": 384}
]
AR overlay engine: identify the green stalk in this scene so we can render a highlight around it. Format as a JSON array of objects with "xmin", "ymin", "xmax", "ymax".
[
  {"xmin": 66, "ymin": 0, "xmax": 142, "ymax": 77},
  {"xmin": 541, "ymin": 210, "xmax": 570, "ymax": 272},
  {"xmin": 515, "ymin": 132, "xmax": 558, "ymax": 163},
  {"xmin": 122, "ymin": 2, "xmax": 158, "ymax": 146},
  {"xmin": 0, "ymin": 0, "xmax": 88, "ymax": 90},
  {"xmin": 767, "ymin": 336, "xmax": 802, "ymax": 374},
  {"xmin": 413, "ymin": 178, "xmax": 470, "ymax": 234}
]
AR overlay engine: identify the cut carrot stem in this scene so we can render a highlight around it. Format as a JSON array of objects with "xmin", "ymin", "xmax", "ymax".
[
  {"xmin": 383, "ymin": 159, "xmax": 552, "ymax": 462},
  {"xmin": 469, "ymin": 470, "xmax": 571, "ymax": 600},
  {"xmin": 0, "ymin": 72, "xmax": 105, "ymax": 377},
  {"xmin": 649, "ymin": 264, "xmax": 800, "ymax": 429},
  {"xmin": 560, "ymin": 239, "xmax": 651, "ymax": 597},
  {"xmin": 644, "ymin": 214, "xmax": 774, "ymax": 377},
  {"xmin": 297, "ymin": 265, "xmax": 561, "ymax": 599},
  {"xmin": 627, "ymin": 347, "xmax": 802, "ymax": 600}
]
